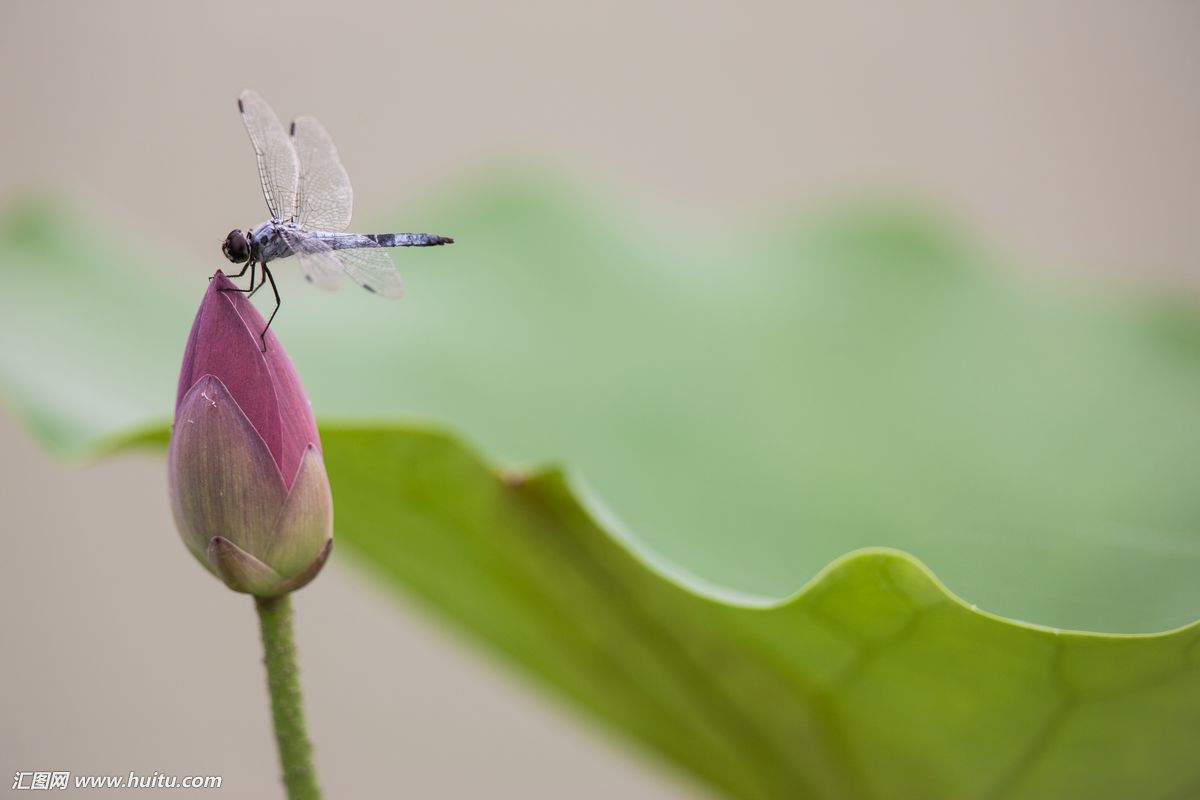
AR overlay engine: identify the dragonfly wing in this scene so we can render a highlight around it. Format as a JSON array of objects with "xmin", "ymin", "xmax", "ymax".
[
  {"xmin": 279, "ymin": 229, "xmax": 344, "ymax": 292},
  {"xmin": 290, "ymin": 115, "xmax": 353, "ymax": 232},
  {"xmin": 238, "ymin": 90, "xmax": 299, "ymax": 221},
  {"xmin": 330, "ymin": 236, "xmax": 405, "ymax": 298}
]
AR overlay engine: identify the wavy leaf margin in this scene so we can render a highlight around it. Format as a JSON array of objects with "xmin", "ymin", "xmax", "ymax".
[{"xmin": 119, "ymin": 423, "xmax": 1200, "ymax": 800}]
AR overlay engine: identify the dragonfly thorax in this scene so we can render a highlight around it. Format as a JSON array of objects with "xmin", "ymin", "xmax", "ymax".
[{"xmin": 250, "ymin": 219, "xmax": 302, "ymax": 264}]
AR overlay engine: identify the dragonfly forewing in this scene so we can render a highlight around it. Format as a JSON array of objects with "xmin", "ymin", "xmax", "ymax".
[
  {"xmin": 238, "ymin": 90, "xmax": 298, "ymax": 221},
  {"xmin": 291, "ymin": 115, "xmax": 353, "ymax": 232}
]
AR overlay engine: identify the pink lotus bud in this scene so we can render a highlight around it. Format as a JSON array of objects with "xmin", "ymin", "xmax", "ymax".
[{"xmin": 167, "ymin": 272, "xmax": 332, "ymax": 596}]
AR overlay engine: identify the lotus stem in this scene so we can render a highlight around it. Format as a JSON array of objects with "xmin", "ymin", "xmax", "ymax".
[{"xmin": 255, "ymin": 595, "xmax": 321, "ymax": 800}]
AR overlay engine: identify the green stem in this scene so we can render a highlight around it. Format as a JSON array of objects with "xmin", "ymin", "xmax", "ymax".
[{"xmin": 255, "ymin": 595, "xmax": 321, "ymax": 800}]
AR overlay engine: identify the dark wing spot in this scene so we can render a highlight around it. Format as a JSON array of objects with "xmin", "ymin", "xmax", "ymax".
[
  {"xmin": 237, "ymin": 98, "xmax": 244, "ymax": 113},
  {"xmin": 363, "ymin": 284, "xmax": 376, "ymax": 294},
  {"xmin": 290, "ymin": 121, "xmax": 296, "ymax": 136},
  {"xmin": 305, "ymin": 274, "xmax": 313, "ymax": 283}
]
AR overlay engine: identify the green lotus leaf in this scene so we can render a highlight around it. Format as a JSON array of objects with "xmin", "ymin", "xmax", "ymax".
[{"xmin": 118, "ymin": 423, "xmax": 1200, "ymax": 799}]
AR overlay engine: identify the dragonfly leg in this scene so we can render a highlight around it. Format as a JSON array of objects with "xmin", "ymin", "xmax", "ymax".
[
  {"xmin": 259, "ymin": 264, "xmax": 281, "ymax": 352},
  {"xmin": 219, "ymin": 261, "xmax": 257, "ymax": 293},
  {"xmin": 248, "ymin": 265, "xmax": 266, "ymax": 298},
  {"xmin": 225, "ymin": 259, "xmax": 252, "ymax": 280}
]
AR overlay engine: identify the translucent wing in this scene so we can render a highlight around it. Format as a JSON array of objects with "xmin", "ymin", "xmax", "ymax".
[
  {"xmin": 290, "ymin": 115, "xmax": 353, "ymax": 232},
  {"xmin": 276, "ymin": 231, "xmax": 403, "ymax": 297},
  {"xmin": 333, "ymin": 244, "xmax": 405, "ymax": 298},
  {"xmin": 279, "ymin": 230, "xmax": 344, "ymax": 292},
  {"xmin": 282, "ymin": 231, "xmax": 405, "ymax": 297},
  {"xmin": 238, "ymin": 90, "xmax": 298, "ymax": 221}
]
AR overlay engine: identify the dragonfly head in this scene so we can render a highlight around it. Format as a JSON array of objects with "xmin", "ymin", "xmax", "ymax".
[{"xmin": 222, "ymin": 229, "xmax": 251, "ymax": 264}]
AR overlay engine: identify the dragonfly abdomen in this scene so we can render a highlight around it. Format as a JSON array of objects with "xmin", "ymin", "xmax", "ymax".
[
  {"xmin": 307, "ymin": 230, "xmax": 454, "ymax": 250},
  {"xmin": 364, "ymin": 232, "xmax": 454, "ymax": 247}
]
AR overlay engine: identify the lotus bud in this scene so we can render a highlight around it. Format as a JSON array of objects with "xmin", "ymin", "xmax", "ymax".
[{"xmin": 167, "ymin": 272, "xmax": 332, "ymax": 596}]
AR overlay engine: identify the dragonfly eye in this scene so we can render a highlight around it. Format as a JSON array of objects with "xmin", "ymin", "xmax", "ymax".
[{"xmin": 223, "ymin": 230, "xmax": 250, "ymax": 263}]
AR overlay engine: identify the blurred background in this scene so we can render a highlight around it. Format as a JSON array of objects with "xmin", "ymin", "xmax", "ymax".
[{"xmin": 2, "ymin": 2, "xmax": 1198, "ymax": 797}]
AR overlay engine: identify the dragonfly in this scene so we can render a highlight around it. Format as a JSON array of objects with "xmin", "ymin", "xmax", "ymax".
[{"xmin": 221, "ymin": 90, "xmax": 453, "ymax": 348}]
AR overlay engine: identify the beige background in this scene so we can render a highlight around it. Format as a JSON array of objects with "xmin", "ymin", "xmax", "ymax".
[{"xmin": 1, "ymin": 2, "xmax": 1197, "ymax": 797}]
